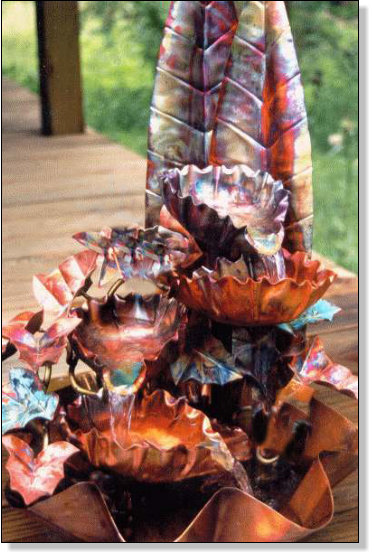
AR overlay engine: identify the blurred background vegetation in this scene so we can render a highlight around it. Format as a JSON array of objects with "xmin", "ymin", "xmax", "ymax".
[{"xmin": 2, "ymin": 1, "xmax": 358, "ymax": 272}]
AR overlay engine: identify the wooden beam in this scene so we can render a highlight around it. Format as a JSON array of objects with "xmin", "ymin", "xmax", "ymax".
[{"xmin": 36, "ymin": 1, "xmax": 84, "ymax": 135}]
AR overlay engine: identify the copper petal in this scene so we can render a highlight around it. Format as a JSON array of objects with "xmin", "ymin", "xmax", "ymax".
[
  {"xmin": 2, "ymin": 311, "xmax": 43, "ymax": 359},
  {"xmin": 68, "ymin": 389, "xmax": 234, "ymax": 483},
  {"xmin": 177, "ymin": 251, "xmax": 336, "ymax": 326},
  {"xmin": 290, "ymin": 336, "xmax": 358, "ymax": 399},
  {"xmin": 2, "ymin": 435, "xmax": 79, "ymax": 506}
]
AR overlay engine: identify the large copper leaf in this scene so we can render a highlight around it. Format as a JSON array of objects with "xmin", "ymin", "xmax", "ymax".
[
  {"xmin": 210, "ymin": 1, "xmax": 313, "ymax": 252},
  {"xmin": 146, "ymin": 1, "xmax": 238, "ymax": 225}
]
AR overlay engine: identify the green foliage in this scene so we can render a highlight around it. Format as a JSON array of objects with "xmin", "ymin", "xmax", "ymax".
[
  {"xmin": 313, "ymin": 153, "xmax": 358, "ymax": 273},
  {"xmin": 80, "ymin": 1, "xmax": 169, "ymax": 66},
  {"xmin": 290, "ymin": 1, "xmax": 358, "ymax": 155},
  {"xmin": 1, "ymin": 1, "xmax": 39, "ymax": 93},
  {"xmin": 1, "ymin": 1, "xmax": 358, "ymax": 273}
]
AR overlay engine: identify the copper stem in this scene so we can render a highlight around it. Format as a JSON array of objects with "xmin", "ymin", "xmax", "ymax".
[{"xmin": 107, "ymin": 279, "xmax": 125, "ymax": 298}]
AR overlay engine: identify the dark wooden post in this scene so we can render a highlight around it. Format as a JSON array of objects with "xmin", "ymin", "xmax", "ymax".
[{"xmin": 36, "ymin": 1, "xmax": 84, "ymax": 135}]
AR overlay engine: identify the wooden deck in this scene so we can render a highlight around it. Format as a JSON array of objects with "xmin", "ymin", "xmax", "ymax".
[{"xmin": 1, "ymin": 79, "xmax": 358, "ymax": 543}]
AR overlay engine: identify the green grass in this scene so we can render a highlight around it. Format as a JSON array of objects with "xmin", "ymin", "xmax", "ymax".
[
  {"xmin": 1, "ymin": 1, "xmax": 358, "ymax": 273},
  {"xmin": 313, "ymin": 154, "xmax": 358, "ymax": 273}
]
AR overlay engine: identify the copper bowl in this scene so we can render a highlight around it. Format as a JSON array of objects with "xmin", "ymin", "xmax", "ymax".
[
  {"xmin": 72, "ymin": 294, "xmax": 184, "ymax": 393},
  {"xmin": 65, "ymin": 389, "xmax": 235, "ymax": 483},
  {"xmin": 176, "ymin": 251, "xmax": 336, "ymax": 326}
]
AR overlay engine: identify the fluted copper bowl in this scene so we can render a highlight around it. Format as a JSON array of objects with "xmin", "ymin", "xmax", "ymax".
[
  {"xmin": 161, "ymin": 164, "xmax": 290, "ymax": 260},
  {"xmin": 65, "ymin": 389, "xmax": 235, "ymax": 483},
  {"xmin": 175, "ymin": 250, "xmax": 336, "ymax": 326}
]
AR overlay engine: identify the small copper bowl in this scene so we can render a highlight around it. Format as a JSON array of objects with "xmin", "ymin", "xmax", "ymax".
[{"xmin": 72, "ymin": 294, "xmax": 184, "ymax": 393}]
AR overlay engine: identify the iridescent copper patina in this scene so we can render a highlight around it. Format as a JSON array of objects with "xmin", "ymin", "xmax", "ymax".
[
  {"xmin": 161, "ymin": 164, "xmax": 290, "ymax": 280},
  {"xmin": 289, "ymin": 336, "xmax": 358, "ymax": 399},
  {"xmin": 146, "ymin": 1, "xmax": 313, "ymax": 255},
  {"xmin": 73, "ymin": 223, "xmax": 202, "ymax": 287},
  {"xmin": 2, "ymin": 0, "xmax": 357, "ymax": 545}
]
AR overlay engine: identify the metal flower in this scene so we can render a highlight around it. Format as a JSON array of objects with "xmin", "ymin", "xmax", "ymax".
[
  {"xmin": 4, "ymin": 373, "xmax": 357, "ymax": 543},
  {"xmin": 2, "ymin": 435, "xmax": 79, "ymax": 505},
  {"xmin": 2, "ymin": 367, "xmax": 59, "ymax": 435},
  {"xmin": 27, "ymin": 388, "xmax": 357, "ymax": 542},
  {"xmin": 8, "ymin": 317, "xmax": 81, "ymax": 372},
  {"xmin": 289, "ymin": 336, "xmax": 358, "ymax": 399},
  {"xmin": 176, "ymin": 250, "xmax": 336, "ymax": 326},
  {"xmin": 162, "ymin": 164, "xmax": 289, "ymax": 257},
  {"xmin": 67, "ymin": 389, "xmax": 234, "ymax": 483},
  {"xmin": 72, "ymin": 294, "xmax": 183, "ymax": 393},
  {"xmin": 73, "ymin": 222, "xmax": 202, "ymax": 287}
]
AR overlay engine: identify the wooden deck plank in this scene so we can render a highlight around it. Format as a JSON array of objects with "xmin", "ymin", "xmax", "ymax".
[{"xmin": 1, "ymin": 79, "xmax": 358, "ymax": 543}]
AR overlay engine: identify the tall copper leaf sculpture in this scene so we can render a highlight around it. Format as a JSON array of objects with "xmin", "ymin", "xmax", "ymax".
[
  {"xmin": 2, "ymin": 1, "xmax": 356, "ymax": 544},
  {"xmin": 146, "ymin": 1, "xmax": 313, "ymax": 254}
]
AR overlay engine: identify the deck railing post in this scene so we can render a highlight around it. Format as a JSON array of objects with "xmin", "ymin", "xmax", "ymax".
[{"xmin": 36, "ymin": 1, "xmax": 84, "ymax": 135}]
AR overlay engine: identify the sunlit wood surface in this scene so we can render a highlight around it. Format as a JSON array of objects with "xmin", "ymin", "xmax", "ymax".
[{"xmin": 1, "ymin": 79, "xmax": 358, "ymax": 543}]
